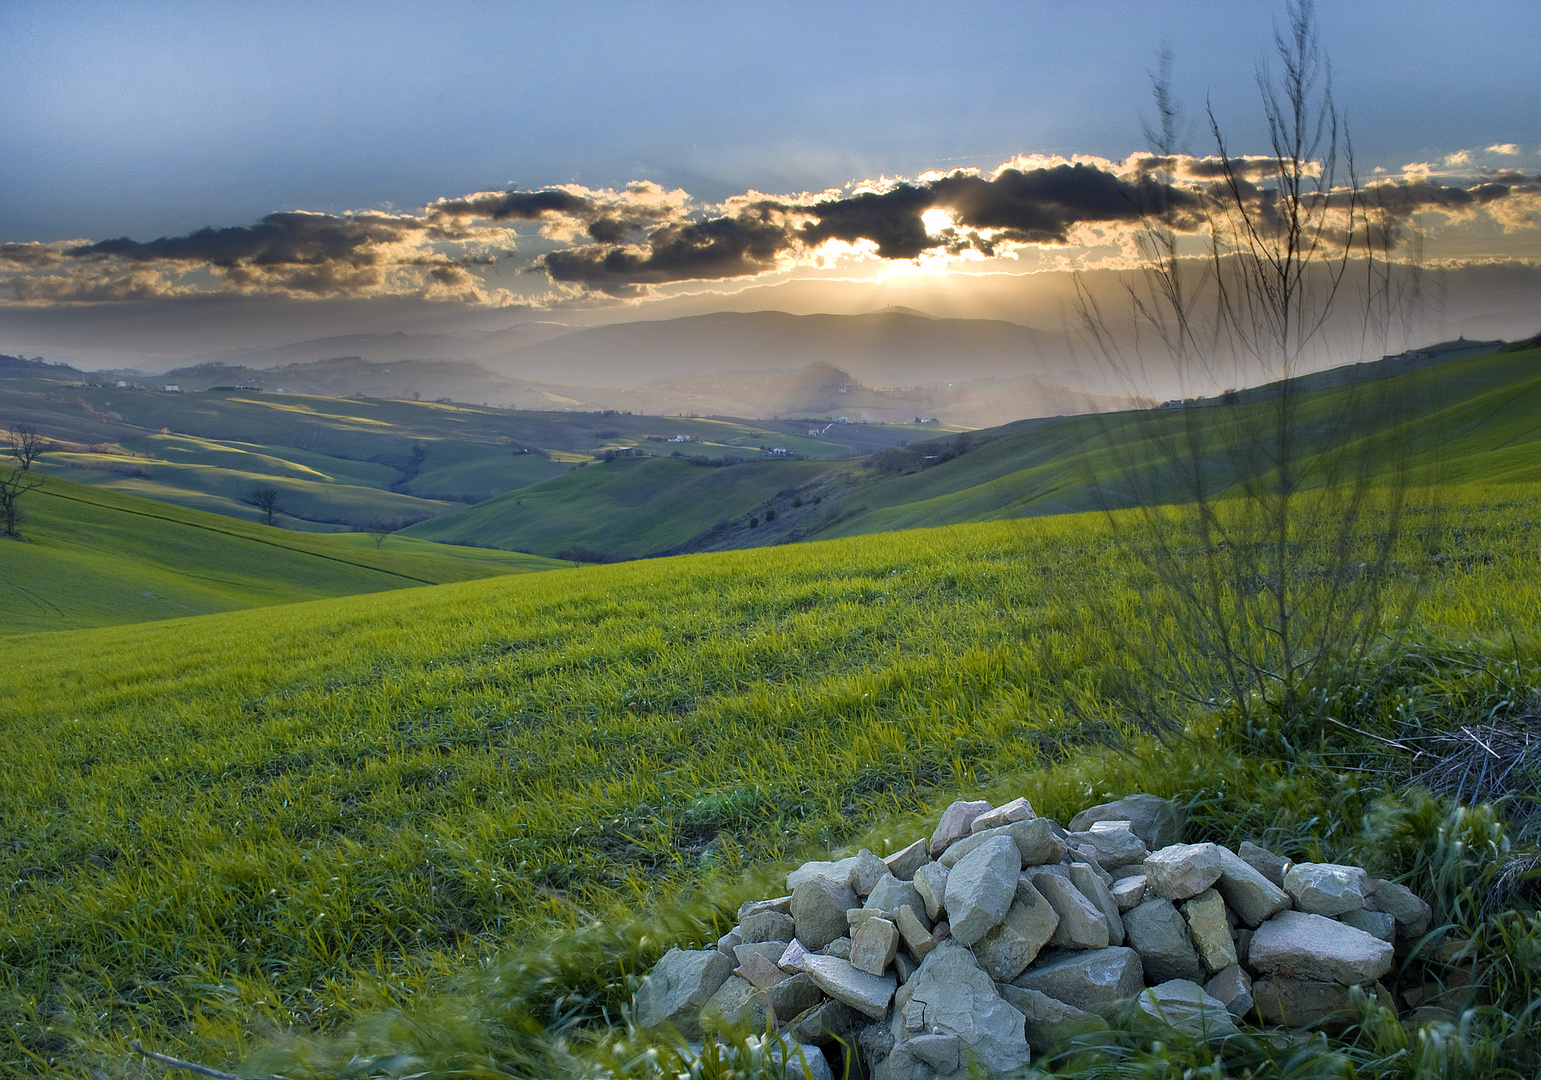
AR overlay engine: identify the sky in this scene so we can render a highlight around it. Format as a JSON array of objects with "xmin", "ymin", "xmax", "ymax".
[{"xmin": 1, "ymin": 0, "xmax": 1538, "ymax": 366}]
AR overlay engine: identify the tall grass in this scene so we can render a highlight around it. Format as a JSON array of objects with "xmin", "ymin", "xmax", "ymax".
[{"xmin": 2, "ymin": 483, "xmax": 1538, "ymax": 1076}]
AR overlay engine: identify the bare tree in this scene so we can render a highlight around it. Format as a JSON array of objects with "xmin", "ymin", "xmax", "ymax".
[
  {"xmin": 1074, "ymin": 0, "xmax": 1424, "ymax": 737},
  {"xmin": 365, "ymin": 521, "xmax": 397, "ymax": 549},
  {"xmin": 4, "ymin": 424, "xmax": 47, "ymax": 471},
  {"xmin": 1, "ymin": 468, "xmax": 42, "ymax": 537},
  {"xmin": 250, "ymin": 486, "xmax": 281, "ymax": 526}
]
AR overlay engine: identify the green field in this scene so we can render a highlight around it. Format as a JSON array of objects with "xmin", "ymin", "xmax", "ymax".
[
  {"xmin": 0, "ymin": 372, "xmax": 924, "ymax": 537},
  {"xmin": 0, "ymin": 476, "xmax": 566, "ymax": 634},
  {"xmin": 404, "ymin": 455, "xmax": 834, "ymax": 558},
  {"xmin": 3, "ymin": 476, "xmax": 1540, "ymax": 1075}
]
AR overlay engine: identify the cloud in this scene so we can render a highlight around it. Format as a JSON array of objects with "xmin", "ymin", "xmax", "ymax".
[
  {"xmin": 1445, "ymin": 150, "xmax": 1474, "ymax": 166},
  {"xmin": 1488, "ymin": 143, "xmax": 1522, "ymax": 156},
  {"xmin": 5, "ymin": 154, "xmax": 1539, "ymax": 307}
]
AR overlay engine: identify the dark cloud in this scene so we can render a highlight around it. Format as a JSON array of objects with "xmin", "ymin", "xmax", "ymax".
[
  {"xmin": 544, "ymin": 208, "xmax": 790, "ymax": 296},
  {"xmin": 431, "ymin": 189, "xmax": 595, "ymax": 223},
  {"xmin": 932, "ymin": 163, "xmax": 1192, "ymax": 244},
  {"xmin": 800, "ymin": 185, "xmax": 936, "ymax": 258},
  {"xmin": 69, "ymin": 211, "xmax": 412, "ymax": 269}
]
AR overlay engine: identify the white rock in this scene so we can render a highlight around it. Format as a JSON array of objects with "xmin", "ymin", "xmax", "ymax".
[
  {"xmin": 886, "ymin": 942, "xmax": 1030, "ymax": 1078},
  {"xmin": 1144, "ymin": 842, "xmax": 1224, "ymax": 901},
  {"xmin": 884, "ymin": 838, "xmax": 930, "ymax": 880},
  {"xmin": 1069, "ymin": 862, "xmax": 1126, "ymax": 946},
  {"xmin": 943, "ymin": 835, "xmax": 1020, "ymax": 945},
  {"xmin": 913, "ymin": 861, "xmax": 949, "ymax": 921},
  {"xmin": 800, "ymin": 954, "xmax": 898, "ymax": 1020},
  {"xmin": 1110, "ymin": 874, "xmax": 1147, "ymax": 912},
  {"xmin": 850, "ymin": 917, "xmax": 899, "ymax": 976},
  {"xmin": 1213, "ymin": 846, "xmax": 1292, "ymax": 927},
  {"xmin": 791, "ymin": 874, "xmax": 859, "ymax": 950},
  {"xmin": 1283, "ymin": 863, "xmax": 1369, "ymax": 917},
  {"xmin": 1249, "ymin": 909, "xmax": 1394, "ymax": 985},
  {"xmin": 1136, "ymin": 978, "xmax": 1240, "ymax": 1038},
  {"xmin": 633, "ymin": 948, "xmax": 734, "ymax": 1037},
  {"xmin": 970, "ymin": 796, "xmax": 1035, "ymax": 832},
  {"xmin": 972, "ymin": 877, "xmax": 1060, "ymax": 981},
  {"xmin": 788, "ymin": 857, "xmax": 859, "ymax": 893},
  {"xmin": 1030, "ymin": 869, "xmax": 1110, "ymax": 950},
  {"xmin": 928, "ymin": 799, "xmax": 993, "ymax": 857},
  {"xmin": 1069, "ymin": 795, "xmax": 1184, "ymax": 849}
]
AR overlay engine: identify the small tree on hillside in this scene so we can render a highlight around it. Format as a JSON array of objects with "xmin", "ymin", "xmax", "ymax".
[
  {"xmin": 5, "ymin": 424, "xmax": 47, "ymax": 471},
  {"xmin": 1072, "ymin": 0, "xmax": 1426, "ymax": 739},
  {"xmin": 1, "ymin": 468, "xmax": 41, "ymax": 538},
  {"xmin": 365, "ymin": 521, "xmax": 397, "ymax": 549},
  {"xmin": 251, "ymin": 486, "xmax": 281, "ymax": 526}
]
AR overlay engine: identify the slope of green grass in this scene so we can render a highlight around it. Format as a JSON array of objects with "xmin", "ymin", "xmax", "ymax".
[
  {"xmin": 406, "ymin": 343, "xmax": 1541, "ymax": 555},
  {"xmin": 404, "ymin": 455, "xmax": 831, "ymax": 557},
  {"xmin": 0, "ymin": 476, "xmax": 566, "ymax": 634},
  {"xmin": 2, "ymin": 481, "xmax": 1539, "ymax": 1075}
]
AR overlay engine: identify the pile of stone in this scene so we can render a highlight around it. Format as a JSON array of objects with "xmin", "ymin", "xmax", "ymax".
[{"xmin": 632, "ymin": 793, "xmax": 1433, "ymax": 1080}]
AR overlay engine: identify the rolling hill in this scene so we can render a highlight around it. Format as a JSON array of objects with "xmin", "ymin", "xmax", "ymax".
[
  {"xmin": 0, "ymin": 475, "xmax": 566, "ymax": 635},
  {"xmin": 407, "ymin": 339, "xmax": 1541, "ymax": 558}
]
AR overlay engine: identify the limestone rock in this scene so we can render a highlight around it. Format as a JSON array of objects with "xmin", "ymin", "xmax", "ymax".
[
  {"xmin": 973, "ymin": 877, "xmax": 1060, "ymax": 981},
  {"xmin": 940, "ymin": 817, "xmax": 1064, "ymax": 869},
  {"xmin": 971, "ymin": 796, "xmax": 1035, "ymax": 833},
  {"xmin": 817, "ymin": 937, "xmax": 852, "ymax": 960},
  {"xmin": 1340, "ymin": 908, "xmax": 1397, "ymax": 943},
  {"xmin": 1368, "ymin": 878, "xmax": 1432, "ymax": 938},
  {"xmin": 887, "ymin": 942, "xmax": 1030, "ymax": 1078},
  {"xmin": 1237, "ymin": 841, "xmax": 1290, "ymax": 886},
  {"xmin": 740, "ymin": 909, "xmax": 796, "ymax": 943},
  {"xmin": 1069, "ymin": 794, "xmax": 1184, "ymax": 849},
  {"xmin": 717, "ymin": 929, "xmax": 743, "ymax": 958},
  {"xmin": 894, "ymin": 904, "xmax": 939, "ymax": 961},
  {"xmin": 1144, "ymin": 842, "xmax": 1224, "ymax": 901},
  {"xmin": 998, "ymin": 985, "xmax": 1108, "ymax": 1054},
  {"xmin": 1204, "ymin": 963, "xmax": 1255, "ymax": 1018},
  {"xmin": 736, "ymin": 949, "xmax": 791, "ymax": 989},
  {"xmin": 866, "ymin": 873, "xmax": 928, "ymax": 928},
  {"xmin": 1069, "ymin": 862, "xmax": 1126, "ymax": 947},
  {"xmin": 943, "ymin": 835, "xmax": 1020, "ymax": 945},
  {"xmin": 765, "ymin": 972, "xmax": 823, "ymax": 1022},
  {"xmin": 1214, "ymin": 846, "xmax": 1292, "ymax": 927},
  {"xmin": 792, "ymin": 874, "xmax": 859, "ymax": 950},
  {"xmin": 789, "ymin": 998, "xmax": 860, "ymax": 1046},
  {"xmin": 929, "ymin": 799, "xmax": 993, "ymax": 857},
  {"xmin": 1122, "ymin": 898, "xmax": 1203, "ymax": 983},
  {"xmin": 777, "ymin": 938, "xmax": 811, "ymax": 972},
  {"xmin": 633, "ymin": 948, "xmax": 734, "ymax": 1037},
  {"xmin": 848, "ymin": 907, "xmax": 887, "ymax": 931},
  {"xmin": 1136, "ymin": 979, "xmax": 1240, "ymax": 1038},
  {"xmin": 906, "ymin": 1033, "xmax": 961, "ymax": 1073},
  {"xmin": 801, "ymin": 954, "xmax": 898, "ymax": 1020},
  {"xmin": 760, "ymin": 1041, "xmax": 835, "ymax": 1080},
  {"xmin": 1249, "ymin": 910, "xmax": 1393, "ymax": 985},
  {"xmin": 1182, "ymin": 888, "xmax": 1238, "ymax": 975},
  {"xmin": 1111, "ymin": 874, "xmax": 1147, "ymax": 912},
  {"xmin": 913, "ymin": 862, "xmax": 949, "ymax": 921},
  {"xmin": 884, "ymin": 838, "xmax": 930, "ymax": 881},
  {"xmin": 1283, "ymin": 863, "xmax": 1369, "ymax": 917},
  {"xmin": 1010, "ymin": 817, "xmax": 1070, "ymax": 866},
  {"xmin": 788, "ymin": 857, "xmax": 859, "ymax": 893},
  {"xmin": 851, "ymin": 917, "xmax": 900, "ymax": 976},
  {"xmin": 703, "ymin": 975, "xmax": 769, "ymax": 1030},
  {"xmin": 1030, "ymin": 869, "xmax": 1110, "ymax": 950},
  {"xmin": 851, "ymin": 849, "xmax": 892, "ymax": 898},
  {"xmin": 1251, "ymin": 976, "xmax": 1357, "ymax": 1027},
  {"xmin": 1012, "ymin": 946, "xmax": 1145, "ymax": 1018},
  {"xmin": 739, "ymin": 895, "xmax": 793, "ymax": 921},
  {"xmin": 1069, "ymin": 821, "xmax": 1150, "ymax": 868},
  {"xmin": 733, "ymin": 937, "xmax": 788, "ymax": 965}
]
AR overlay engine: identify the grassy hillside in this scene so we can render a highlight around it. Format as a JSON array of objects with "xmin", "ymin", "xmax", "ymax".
[
  {"xmin": 404, "ymin": 455, "xmax": 832, "ymax": 558},
  {"xmin": 0, "ymin": 475, "xmax": 566, "ymax": 634},
  {"xmin": 2, "ymin": 483, "xmax": 1539, "ymax": 1075},
  {"xmin": 1, "ymin": 370, "xmax": 929, "ymax": 532},
  {"xmin": 407, "ymin": 342, "xmax": 1541, "ymax": 556}
]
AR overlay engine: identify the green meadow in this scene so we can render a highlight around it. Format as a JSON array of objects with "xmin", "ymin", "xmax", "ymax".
[
  {"xmin": 3, "ymin": 476, "xmax": 1540, "ymax": 1076},
  {"xmin": 0, "ymin": 476, "xmax": 565, "ymax": 635}
]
